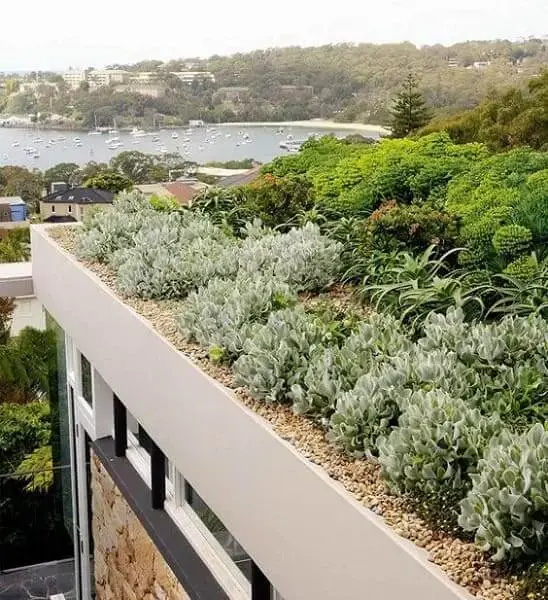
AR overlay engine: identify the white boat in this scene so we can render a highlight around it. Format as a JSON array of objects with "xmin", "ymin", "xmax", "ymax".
[
  {"xmin": 88, "ymin": 130, "xmax": 102, "ymax": 135},
  {"xmin": 49, "ymin": 139, "xmax": 56, "ymax": 144},
  {"xmin": 12, "ymin": 141, "xmax": 19, "ymax": 147},
  {"xmin": 171, "ymin": 132, "xmax": 179, "ymax": 139},
  {"xmin": 33, "ymin": 137, "xmax": 44, "ymax": 143},
  {"xmin": 73, "ymin": 137, "xmax": 82, "ymax": 143},
  {"xmin": 132, "ymin": 139, "xmax": 140, "ymax": 144},
  {"xmin": 57, "ymin": 136, "xmax": 67, "ymax": 141},
  {"xmin": 129, "ymin": 127, "xmax": 146, "ymax": 136},
  {"xmin": 225, "ymin": 134, "xmax": 231, "ymax": 138},
  {"xmin": 183, "ymin": 137, "xmax": 190, "ymax": 142},
  {"xmin": 76, "ymin": 143, "xmax": 83, "ymax": 147},
  {"xmin": 158, "ymin": 146, "xmax": 168, "ymax": 153},
  {"xmin": 45, "ymin": 144, "xmax": 52, "ymax": 149},
  {"xmin": 33, "ymin": 153, "xmax": 40, "ymax": 158},
  {"xmin": 105, "ymin": 137, "xmax": 120, "ymax": 144},
  {"xmin": 151, "ymin": 136, "xmax": 160, "ymax": 143}
]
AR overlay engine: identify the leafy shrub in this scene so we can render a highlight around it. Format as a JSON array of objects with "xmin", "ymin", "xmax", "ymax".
[
  {"xmin": 178, "ymin": 277, "xmax": 296, "ymax": 361},
  {"xmin": 459, "ymin": 423, "xmax": 548, "ymax": 561},
  {"xmin": 233, "ymin": 307, "xmax": 329, "ymax": 402},
  {"xmin": 149, "ymin": 194, "xmax": 180, "ymax": 212},
  {"xmin": 378, "ymin": 389, "xmax": 502, "ymax": 495},
  {"xmin": 492, "ymin": 225, "xmax": 532, "ymax": 259},
  {"xmin": 0, "ymin": 402, "xmax": 50, "ymax": 473},
  {"xmin": 242, "ymin": 174, "xmax": 314, "ymax": 229},
  {"xmin": 503, "ymin": 254, "xmax": 540, "ymax": 280},
  {"xmin": 367, "ymin": 202, "xmax": 458, "ymax": 253}
]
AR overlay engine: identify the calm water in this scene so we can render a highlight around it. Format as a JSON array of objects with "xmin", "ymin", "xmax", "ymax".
[{"xmin": 0, "ymin": 124, "xmax": 378, "ymax": 170}]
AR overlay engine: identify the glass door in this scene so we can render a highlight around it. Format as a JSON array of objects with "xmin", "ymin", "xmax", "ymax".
[{"xmin": 69, "ymin": 387, "xmax": 95, "ymax": 600}]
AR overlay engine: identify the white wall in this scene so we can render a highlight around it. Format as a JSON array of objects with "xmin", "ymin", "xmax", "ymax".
[
  {"xmin": 32, "ymin": 226, "xmax": 472, "ymax": 600},
  {"xmin": 11, "ymin": 295, "xmax": 45, "ymax": 334}
]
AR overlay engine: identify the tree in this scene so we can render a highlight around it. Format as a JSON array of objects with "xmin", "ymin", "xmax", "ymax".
[
  {"xmin": 43, "ymin": 163, "xmax": 80, "ymax": 188},
  {"xmin": 0, "ymin": 298, "xmax": 14, "ymax": 345},
  {"xmin": 0, "ymin": 228, "xmax": 30, "ymax": 263},
  {"xmin": 390, "ymin": 74, "xmax": 432, "ymax": 137},
  {"xmin": 0, "ymin": 166, "xmax": 44, "ymax": 212},
  {"xmin": 83, "ymin": 169, "xmax": 132, "ymax": 193},
  {"xmin": 110, "ymin": 151, "xmax": 155, "ymax": 183}
]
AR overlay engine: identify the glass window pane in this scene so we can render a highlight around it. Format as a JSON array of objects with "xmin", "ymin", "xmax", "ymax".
[
  {"xmin": 185, "ymin": 484, "xmax": 252, "ymax": 581},
  {"xmin": 80, "ymin": 354, "xmax": 92, "ymax": 406}
]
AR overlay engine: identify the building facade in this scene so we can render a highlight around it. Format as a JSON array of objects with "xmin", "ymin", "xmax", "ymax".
[
  {"xmin": 40, "ymin": 188, "xmax": 114, "ymax": 223},
  {"xmin": 63, "ymin": 70, "xmax": 88, "ymax": 90},
  {"xmin": 0, "ymin": 262, "xmax": 45, "ymax": 334},
  {"xmin": 28, "ymin": 225, "xmax": 472, "ymax": 600}
]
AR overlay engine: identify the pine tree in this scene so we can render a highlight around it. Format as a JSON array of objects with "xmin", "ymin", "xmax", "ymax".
[{"xmin": 391, "ymin": 74, "xmax": 431, "ymax": 137}]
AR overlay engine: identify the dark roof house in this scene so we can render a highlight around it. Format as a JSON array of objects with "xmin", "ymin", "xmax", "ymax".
[{"xmin": 41, "ymin": 188, "xmax": 114, "ymax": 205}]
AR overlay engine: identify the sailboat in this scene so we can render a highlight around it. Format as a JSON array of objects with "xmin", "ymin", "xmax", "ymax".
[
  {"xmin": 108, "ymin": 118, "xmax": 119, "ymax": 136},
  {"xmin": 88, "ymin": 114, "xmax": 102, "ymax": 135}
]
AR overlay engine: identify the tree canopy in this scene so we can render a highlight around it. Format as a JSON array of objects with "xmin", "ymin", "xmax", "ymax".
[{"xmin": 390, "ymin": 74, "xmax": 431, "ymax": 137}]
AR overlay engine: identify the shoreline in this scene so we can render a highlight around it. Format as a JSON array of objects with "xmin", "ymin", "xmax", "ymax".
[
  {"xmin": 215, "ymin": 120, "xmax": 390, "ymax": 134},
  {"xmin": 0, "ymin": 118, "xmax": 389, "ymax": 135}
]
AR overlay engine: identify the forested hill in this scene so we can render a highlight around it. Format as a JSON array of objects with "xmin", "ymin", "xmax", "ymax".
[
  {"xmin": 108, "ymin": 39, "xmax": 548, "ymax": 123},
  {"xmin": 3, "ymin": 39, "xmax": 547, "ymax": 128}
]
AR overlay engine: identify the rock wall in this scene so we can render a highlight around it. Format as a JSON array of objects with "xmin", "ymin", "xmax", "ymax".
[{"xmin": 91, "ymin": 452, "xmax": 190, "ymax": 600}]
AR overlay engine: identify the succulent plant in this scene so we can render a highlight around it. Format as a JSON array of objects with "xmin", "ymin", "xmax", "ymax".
[
  {"xmin": 492, "ymin": 224, "xmax": 533, "ymax": 259},
  {"xmin": 378, "ymin": 389, "xmax": 502, "ymax": 494},
  {"xmin": 291, "ymin": 313, "xmax": 410, "ymax": 419},
  {"xmin": 76, "ymin": 190, "xmax": 154, "ymax": 262},
  {"xmin": 178, "ymin": 277, "xmax": 296, "ymax": 360},
  {"xmin": 459, "ymin": 423, "xmax": 548, "ymax": 561},
  {"xmin": 233, "ymin": 306, "xmax": 329, "ymax": 402},
  {"xmin": 328, "ymin": 366, "xmax": 412, "ymax": 457}
]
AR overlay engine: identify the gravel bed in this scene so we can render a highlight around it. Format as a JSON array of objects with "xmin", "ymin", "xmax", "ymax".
[{"xmin": 48, "ymin": 225, "xmax": 523, "ymax": 600}]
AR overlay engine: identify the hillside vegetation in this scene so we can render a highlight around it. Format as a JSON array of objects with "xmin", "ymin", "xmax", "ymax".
[{"xmin": 2, "ymin": 38, "xmax": 547, "ymax": 127}]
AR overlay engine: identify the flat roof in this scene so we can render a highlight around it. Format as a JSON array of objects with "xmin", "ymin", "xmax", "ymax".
[
  {"xmin": 0, "ymin": 196, "xmax": 25, "ymax": 205},
  {"xmin": 0, "ymin": 261, "xmax": 33, "ymax": 297}
]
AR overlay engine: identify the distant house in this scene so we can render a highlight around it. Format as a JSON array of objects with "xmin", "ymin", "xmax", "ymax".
[
  {"xmin": 218, "ymin": 86, "xmax": 250, "ymax": 101},
  {"xmin": 40, "ymin": 188, "xmax": 114, "ymax": 223},
  {"xmin": 115, "ymin": 83, "xmax": 167, "ymax": 98},
  {"xmin": 0, "ymin": 196, "xmax": 29, "ymax": 237},
  {"xmin": 471, "ymin": 61, "xmax": 491, "ymax": 70},
  {"xmin": 217, "ymin": 166, "xmax": 262, "ymax": 188},
  {"xmin": 136, "ymin": 180, "xmax": 207, "ymax": 205}
]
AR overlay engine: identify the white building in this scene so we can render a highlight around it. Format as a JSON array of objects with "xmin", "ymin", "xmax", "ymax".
[
  {"xmin": 0, "ymin": 262, "xmax": 45, "ymax": 334},
  {"xmin": 63, "ymin": 69, "xmax": 87, "ymax": 90},
  {"xmin": 26, "ymin": 224, "xmax": 472, "ymax": 600},
  {"xmin": 171, "ymin": 71, "xmax": 215, "ymax": 85},
  {"xmin": 88, "ymin": 69, "xmax": 130, "ymax": 90}
]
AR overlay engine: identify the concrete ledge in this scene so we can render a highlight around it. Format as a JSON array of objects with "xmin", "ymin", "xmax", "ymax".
[
  {"xmin": 32, "ymin": 225, "xmax": 472, "ymax": 600},
  {"xmin": 0, "ymin": 262, "xmax": 34, "ymax": 297}
]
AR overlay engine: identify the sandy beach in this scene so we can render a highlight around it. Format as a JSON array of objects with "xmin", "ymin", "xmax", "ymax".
[{"xmin": 216, "ymin": 120, "xmax": 390, "ymax": 134}]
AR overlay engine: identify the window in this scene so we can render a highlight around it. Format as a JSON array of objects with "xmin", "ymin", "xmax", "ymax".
[
  {"xmin": 119, "ymin": 400, "xmax": 252, "ymax": 598},
  {"xmin": 185, "ymin": 483, "xmax": 252, "ymax": 582},
  {"xmin": 51, "ymin": 205, "xmax": 55, "ymax": 212},
  {"xmin": 68, "ymin": 205, "xmax": 72, "ymax": 213},
  {"xmin": 80, "ymin": 353, "xmax": 93, "ymax": 406}
]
